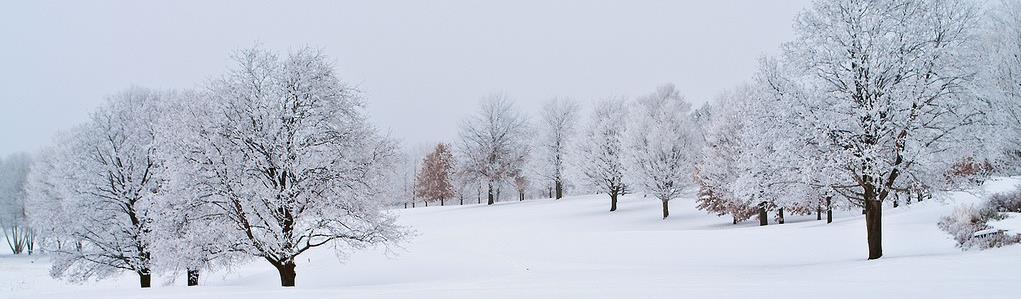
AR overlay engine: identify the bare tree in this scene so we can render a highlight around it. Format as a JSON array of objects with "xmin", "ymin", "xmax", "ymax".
[
  {"xmin": 0, "ymin": 153, "xmax": 33, "ymax": 255},
  {"xmin": 458, "ymin": 95, "xmax": 530, "ymax": 205},
  {"xmin": 537, "ymin": 98, "xmax": 580, "ymax": 199},
  {"xmin": 164, "ymin": 46, "xmax": 408, "ymax": 286}
]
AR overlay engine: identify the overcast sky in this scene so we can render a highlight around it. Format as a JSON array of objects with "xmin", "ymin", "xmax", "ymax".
[{"xmin": 0, "ymin": 0, "xmax": 811, "ymax": 156}]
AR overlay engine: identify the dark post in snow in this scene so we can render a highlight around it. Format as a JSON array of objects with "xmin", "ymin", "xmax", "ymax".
[
  {"xmin": 777, "ymin": 207, "xmax": 785, "ymax": 224},
  {"xmin": 139, "ymin": 270, "xmax": 151, "ymax": 288},
  {"xmin": 758, "ymin": 202, "xmax": 768, "ymax": 226},
  {"xmin": 817, "ymin": 199, "xmax": 822, "ymax": 221},
  {"xmin": 187, "ymin": 269, "xmax": 200, "ymax": 286}
]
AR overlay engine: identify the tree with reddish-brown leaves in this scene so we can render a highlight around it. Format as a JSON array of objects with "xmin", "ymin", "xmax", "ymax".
[{"xmin": 415, "ymin": 143, "xmax": 456, "ymax": 206}]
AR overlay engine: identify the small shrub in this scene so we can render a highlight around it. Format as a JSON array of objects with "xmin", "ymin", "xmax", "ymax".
[{"xmin": 938, "ymin": 188, "xmax": 1021, "ymax": 250}]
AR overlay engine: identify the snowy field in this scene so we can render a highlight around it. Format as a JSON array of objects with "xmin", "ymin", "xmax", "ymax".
[{"xmin": 3, "ymin": 179, "xmax": 1021, "ymax": 299}]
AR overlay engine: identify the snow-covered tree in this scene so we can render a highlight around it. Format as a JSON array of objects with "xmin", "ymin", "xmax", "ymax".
[
  {"xmin": 536, "ymin": 98, "xmax": 580, "ymax": 199},
  {"xmin": 626, "ymin": 85, "xmax": 700, "ymax": 219},
  {"xmin": 27, "ymin": 87, "xmax": 167, "ymax": 287},
  {"xmin": 146, "ymin": 90, "xmax": 245, "ymax": 287},
  {"xmin": 694, "ymin": 86, "xmax": 759, "ymax": 224},
  {"xmin": 0, "ymin": 153, "xmax": 33, "ymax": 255},
  {"xmin": 577, "ymin": 98, "xmax": 630, "ymax": 212},
  {"xmin": 164, "ymin": 46, "xmax": 407, "ymax": 286},
  {"xmin": 978, "ymin": 0, "xmax": 1021, "ymax": 171},
  {"xmin": 415, "ymin": 143, "xmax": 456, "ymax": 206},
  {"xmin": 779, "ymin": 0, "xmax": 984, "ymax": 259},
  {"xmin": 458, "ymin": 94, "xmax": 530, "ymax": 205}
]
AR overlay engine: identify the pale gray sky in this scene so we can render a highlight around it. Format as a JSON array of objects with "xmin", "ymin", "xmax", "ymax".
[{"xmin": 0, "ymin": 0, "xmax": 811, "ymax": 156}]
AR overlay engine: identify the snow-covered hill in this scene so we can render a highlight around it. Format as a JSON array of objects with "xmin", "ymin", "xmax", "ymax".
[{"xmin": 4, "ymin": 178, "xmax": 1021, "ymax": 298}]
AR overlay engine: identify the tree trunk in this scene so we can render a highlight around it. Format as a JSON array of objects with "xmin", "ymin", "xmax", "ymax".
[
  {"xmin": 139, "ymin": 272, "xmax": 151, "ymax": 288},
  {"xmin": 661, "ymin": 200, "xmax": 670, "ymax": 219},
  {"xmin": 487, "ymin": 182, "xmax": 495, "ymax": 205},
  {"xmin": 864, "ymin": 182, "xmax": 883, "ymax": 260},
  {"xmin": 276, "ymin": 261, "xmax": 297, "ymax": 287},
  {"xmin": 555, "ymin": 180, "xmax": 563, "ymax": 199},
  {"xmin": 412, "ymin": 201, "xmax": 415, "ymax": 208},
  {"xmin": 425, "ymin": 200, "xmax": 429, "ymax": 207},
  {"xmin": 187, "ymin": 269, "xmax": 200, "ymax": 286},
  {"xmin": 732, "ymin": 216, "xmax": 738, "ymax": 225},
  {"xmin": 609, "ymin": 190, "xmax": 618, "ymax": 212},
  {"xmin": 826, "ymin": 196, "xmax": 833, "ymax": 224},
  {"xmin": 519, "ymin": 191, "xmax": 524, "ymax": 201},
  {"xmin": 758, "ymin": 202, "xmax": 768, "ymax": 226},
  {"xmin": 817, "ymin": 200, "xmax": 822, "ymax": 221},
  {"xmin": 778, "ymin": 207, "xmax": 785, "ymax": 224},
  {"xmin": 441, "ymin": 198, "xmax": 445, "ymax": 206}
]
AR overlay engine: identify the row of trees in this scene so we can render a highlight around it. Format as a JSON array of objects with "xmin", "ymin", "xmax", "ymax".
[
  {"xmin": 402, "ymin": 0, "xmax": 1021, "ymax": 262},
  {"xmin": 401, "ymin": 84, "xmax": 701, "ymax": 220},
  {"xmin": 4, "ymin": 47, "xmax": 408, "ymax": 288}
]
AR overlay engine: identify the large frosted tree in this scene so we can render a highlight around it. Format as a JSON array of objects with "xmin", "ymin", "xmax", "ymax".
[
  {"xmin": 164, "ymin": 46, "xmax": 407, "ymax": 286},
  {"xmin": 779, "ymin": 0, "xmax": 984, "ymax": 259},
  {"xmin": 626, "ymin": 85, "xmax": 700, "ymax": 219},
  {"xmin": 26, "ymin": 87, "xmax": 167, "ymax": 288},
  {"xmin": 458, "ymin": 95, "xmax": 530, "ymax": 205}
]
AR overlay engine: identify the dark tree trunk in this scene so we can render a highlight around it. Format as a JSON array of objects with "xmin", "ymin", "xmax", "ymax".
[
  {"xmin": 864, "ymin": 182, "xmax": 883, "ymax": 260},
  {"xmin": 555, "ymin": 180, "xmax": 563, "ymax": 199},
  {"xmin": 276, "ymin": 261, "xmax": 297, "ymax": 287},
  {"xmin": 609, "ymin": 190, "xmax": 618, "ymax": 212},
  {"xmin": 519, "ymin": 191, "xmax": 524, "ymax": 201},
  {"xmin": 460, "ymin": 195, "xmax": 463, "ymax": 205},
  {"xmin": 139, "ymin": 272, "xmax": 151, "ymax": 288},
  {"xmin": 487, "ymin": 182, "xmax": 495, "ymax": 205},
  {"xmin": 412, "ymin": 201, "xmax": 416, "ymax": 208},
  {"xmin": 777, "ymin": 207, "xmax": 785, "ymax": 224},
  {"xmin": 826, "ymin": 196, "xmax": 833, "ymax": 224},
  {"xmin": 441, "ymin": 198, "xmax": 445, "ymax": 206},
  {"xmin": 817, "ymin": 200, "xmax": 822, "ymax": 221},
  {"xmin": 548, "ymin": 187, "xmax": 552, "ymax": 198},
  {"xmin": 661, "ymin": 200, "xmax": 670, "ymax": 219},
  {"xmin": 425, "ymin": 200, "xmax": 429, "ymax": 207},
  {"xmin": 733, "ymin": 215, "xmax": 738, "ymax": 225},
  {"xmin": 758, "ymin": 202, "xmax": 768, "ymax": 226},
  {"xmin": 404, "ymin": 202, "xmax": 407, "ymax": 209},
  {"xmin": 187, "ymin": 269, "xmax": 200, "ymax": 286}
]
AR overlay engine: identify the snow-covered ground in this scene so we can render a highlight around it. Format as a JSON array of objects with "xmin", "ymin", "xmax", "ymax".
[{"xmin": 3, "ymin": 179, "xmax": 1021, "ymax": 298}]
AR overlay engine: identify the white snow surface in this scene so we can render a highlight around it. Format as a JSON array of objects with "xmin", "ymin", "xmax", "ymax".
[
  {"xmin": 4, "ymin": 179, "xmax": 1021, "ymax": 298},
  {"xmin": 988, "ymin": 213, "xmax": 1021, "ymax": 236}
]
